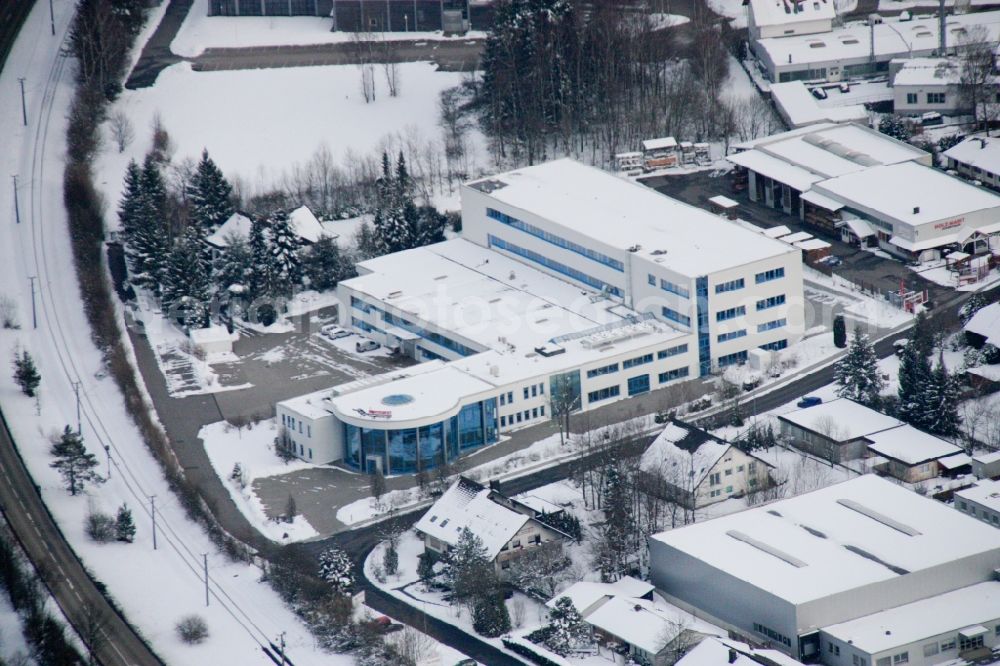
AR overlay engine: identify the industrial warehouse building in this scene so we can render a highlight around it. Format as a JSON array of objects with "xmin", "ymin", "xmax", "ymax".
[
  {"xmin": 277, "ymin": 159, "xmax": 805, "ymax": 471},
  {"xmin": 729, "ymin": 122, "xmax": 1000, "ymax": 262},
  {"xmin": 752, "ymin": 10, "xmax": 1000, "ymax": 83},
  {"xmin": 648, "ymin": 475, "xmax": 1000, "ymax": 663}
]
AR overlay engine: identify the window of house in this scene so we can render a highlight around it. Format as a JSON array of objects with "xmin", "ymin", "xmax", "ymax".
[
  {"xmin": 540, "ymin": 405, "xmax": 545, "ymax": 416},
  {"xmin": 725, "ymin": 468, "xmax": 733, "ymax": 476},
  {"xmin": 501, "ymin": 561, "xmax": 510, "ymax": 569},
  {"xmin": 749, "ymin": 462, "xmax": 757, "ymax": 474},
  {"xmin": 960, "ymin": 636, "xmax": 983, "ymax": 651},
  {"xmin": 648, "ymin": 274, "xmax": 656, "ymax": 286},
  {"xmin": 927, "ymin": 92, "xmax": 946, "ymax": 104},
  {"xmin": 524, "ymin": 410, "xmax": 530, "ymax": 421},
  {"xmin": 500, "ymin": 416, "xmax": 506, "ymax": 427},
  {"xmin": 710, "ymin": 472, "xmax": 721, "ymax": 486},
  {"xmin": 738, "ymin": 465, "xmax": 744, "ymax": 472},
  {"xmin": 940, "ymin": 640, "xmax": 956, "ymax": 651},
  {"xmin": 516, "ymin": 413, "xmax": 522, "ymax": 423},
  {"xmin": 877, "ymin": 658, "xmax": 890, "ymax": 666},
  {"xmin": 508, "ymin": 391, "xmax": 513, "ymax": 403},
  {"xmin": 524, "ymin": 387, "xmax": 529, "ymax": 400},
  {"xmin": 893, "ymin": 652, "xmax": 908, "ymax": 664},
  {"xmin": 500, "ymin": 393, "xmax": 506, "ymax": 406},
  {"xmin": 960, "ymin": 501, "xmax": 967, "ymax": 510},
  {"xmin": 906, "ymin": 92, "xmax": 917, "ymax": 104},
  {"xmin": 726, "ymin": 486, "xmax": 734, "ymax": 493},
  {"xmin": 532, "ymin": 407, "xmax": 538, "ymax": 418},
  {"xmin": 531, "ymin": 385, "xmax": 537, "ymax": 397},
  {"xmin": 923, "ymin": 643, "xmax": 939, "ymax": 658}
]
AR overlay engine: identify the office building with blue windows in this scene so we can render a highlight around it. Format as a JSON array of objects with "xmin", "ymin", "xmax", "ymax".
[{"xmin": 276, "ymin": 159, "xmax": 802, "ymax": 470}]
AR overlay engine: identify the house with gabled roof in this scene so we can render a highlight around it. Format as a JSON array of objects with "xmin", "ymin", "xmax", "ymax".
[
  {"xmin": 414, "ymin": 477, "xmax": 570, "ymax": 575},
  {"xmin": 639, "ymin": 420, "xmax": 774, "ymax": 509}
]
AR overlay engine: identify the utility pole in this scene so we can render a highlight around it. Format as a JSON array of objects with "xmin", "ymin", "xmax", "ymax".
[
  {"xmin": 149, "ymin": 495, "xmax": 157, "ymax": 550},
  {"xmin": 48, "ymin": 0, "xmax": 55, "ymax": 36},
  {"xmin": 27, "ymin": 276, "xmax": 36, "ymax": 329},
  {"xmin": 277, "ymin": 632, "xmax": 286, "ymax": 665},
  {"xmin": 12, "ymin": 175, "xmax": 19, "ymax": 224},
  {"xmin": 104, "ymin": 445, "xmax": 111, "ymax": 480},
  {"xmin": 72, "ymin": 381, "xmax": 81, "ymax": 434},
  {"xmin": 17, "ymin": 78, "xmax": 26, "ymax": 126},
  {"xmin": 203, "ymin": 554, "xmax": 210, "ymax": 607}
]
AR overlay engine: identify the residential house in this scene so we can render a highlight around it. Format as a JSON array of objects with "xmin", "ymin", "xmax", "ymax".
[
  {"xmin": 777, "ymin": 398, "xmax": 903, "ymax": 462},
  {"xmin": 963, "ymin": 302, "xmax": 1000, "ymax": 350},
  {"xmin": 204, "ymin": 206, "xmax": 328, "ymax": 261},
  {"xmin": 945, "ymin": 137, "xmax": 1000, "ymax": 192},
  {"xmin": 864, "ymin": 425, "xmax": 965, "ymax": 483},
  {"xmin": 955, "ymin": 478, "xmax": 1000, "ymax": 528},
  {"xmin": 748, "ymin": 0, "xmax": 835, "ymax": 42},
  {"xmin": 640, "ymin": 420, "xmax": 774, "ymax": 508},
  {"xmin": 973, "ymin": 450, "xmax": 1000, "ymax": 479},
  {"xmin": 890, "ymin": 58, "xmax": 971, "ymax": 117},
  {"xmin": 413, "ymin": 477, "xmax": 569, "ymax": 576},
  {"xmin": 676, "ymin": 637, "xmax": 806, "ymax": 666}
]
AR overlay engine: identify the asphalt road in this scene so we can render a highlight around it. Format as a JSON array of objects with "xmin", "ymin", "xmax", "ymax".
[
  {"xmin": 0, "ymin": 409, "xmax": 165, "ymax": 666},
  {"xmin": 124, "ymin": 0, "xmax": 190, "ymax": 88}
]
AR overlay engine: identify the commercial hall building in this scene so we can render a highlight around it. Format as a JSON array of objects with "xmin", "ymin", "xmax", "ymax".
[{"xmin": 277, "ymin": 159, "xmax": 804, "ymax": 472}]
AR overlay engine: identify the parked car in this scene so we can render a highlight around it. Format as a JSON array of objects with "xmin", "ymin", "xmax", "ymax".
[
  {"xmin": 839, "ymin": 82, "xmax": 850, "ymax": 93},
  {"xmin": 321, "ymin": 324, "xmax": 351, "ymax": 339},
  {"xmin": 921, "ymin": 112, "xmax": 943, "ymax": 126},
  {"xmin": 796, "ymin": 396, "xmax": 822, "ymax": 408},
  {"xmin": 893, "ymin": 339, "xmax": 909, "ymax": 356},
  {"xmin": 743, "ymin": 373, "xmax": 762, "ymax": 391},
  {"xmin": 825, "ymin": 255, "xmax": 842, "ymax": 267},
  {"xmin": 811, "ymin": 87, "xmax": 828, "ymax": 100},
  {"xmin": 356, "ymin": 339, "xmax": 380, "ymax": 353}
]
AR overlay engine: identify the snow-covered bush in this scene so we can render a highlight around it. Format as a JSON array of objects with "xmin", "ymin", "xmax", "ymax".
[
  {"xmin": 84, "ymin": 507, "xmax": 116, "ymax": 543},
  {"xmin": 175, "ymin": 615, "xmax": 209, "ymax": 644}
]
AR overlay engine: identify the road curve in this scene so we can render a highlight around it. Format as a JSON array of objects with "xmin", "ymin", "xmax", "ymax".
[{"xmin": 0, "ymin": 408, "xmax": 165, "ymax": 666}]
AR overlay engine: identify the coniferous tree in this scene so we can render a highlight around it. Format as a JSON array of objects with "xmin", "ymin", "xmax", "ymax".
[
  {"xmin": 910, "ymin": 311, "xmax": 936, "ymax": 360},
  {"xmin": 162, "ymin": 226, "xmax": 211, "ymax": 327},
  {"xmin": 834, "ymin": 327, "xmax": 885, "ymax": 407},
  {"xmin": 833, "ymin": 314, "xmax": 847, "ymax": 349},
  {"xmin": 302, "ymin": 236, "xmax": 354, "ymax": 291},
  {"xmin": 897, "ymin": 343, "xmax": 933, "ymax": 427},
  {"xmin": 117, "ymin": 159, "xmax": 143, "ymax": 244},
  {"xmin": 215, "ymin": 237, "xmax": 251, "ymax": 294},
  {"xmin": 247, "ymin": 217, "xmax": 278, "ymax": 301},
  {"xmin": 128, "ymin": 155, "xmax": 170, "ymax": 294},
  {"xmin": 50, "ymin": 426, "xmax": 101, "ymax": 496},
  {"xmin": 472, "ymin": 591, "xmax": 511, "ymax": 638},
  {"xmin": 445, "ymin": 528, "xmax": 495, "ymax": 610},
  {"xmin": 268, "ymin": 211, "xmax": 301, "ymax": 297},
  {"xmin": 544, "ymin": 597, "xmax": 586, "ymax": 655},
  {"xmin": 594, "ymin": 466, "xmax": 635, "ymax": 582},
  {"xmin": 12, "ymin": 349, "xmax": 40, "ymax": 397},
  {"xmin": 383, "ymin": 535, "xmax": 399, "ymax": 577},
  {"xmin": 115, "ymin": 504, "xmax": 136, "ymax": 542},
  {"xmin": 187, "ymin": 149, "xmax": 233, "ymax": 230},
  {"xmin": 925, "ymin": 352, "xmax": 961, "ymax": 437}
]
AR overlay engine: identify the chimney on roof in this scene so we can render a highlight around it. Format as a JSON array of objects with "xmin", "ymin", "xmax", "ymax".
[
  {"xmin": 729, "ymin": 649, "xmax": 739, "ymax": 664},
  {"xmin": 913, "ymin": 206, "xmax": 920, "ymax": 214}
]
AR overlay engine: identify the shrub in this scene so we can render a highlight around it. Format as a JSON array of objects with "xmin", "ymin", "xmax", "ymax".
[
  {"xmin": 85, "ymin": 509, "xmax": 116, "ymax": 543},
  {"xmin": 176, "ymin": 615, "xmax": 209, "ymax": 644}
]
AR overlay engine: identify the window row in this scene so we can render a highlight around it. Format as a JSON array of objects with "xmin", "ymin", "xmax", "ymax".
[
  {"xmin": 757, "ymin": 294, "xmax": 786, "ymax": 311},
  {"xmin": 489, "ymin": 236, "xmax": 624, "ymax": 297},
  {"xmin": 659, "ymin": 367, "xmax": 689, "ymax": 383},
  {"xmin": 758, "ymin": 318, "xmax": 786, "ymax": 333},
  {"xmin": 716, "ymin": 305, "xmax": 746, "ymax": 322},
  {"xmin": 623, "ymin": 353, "xmax": 654, "ymax": 369},
  {"xmin": 760, "ymin": 339, "xmax": 788, "ymax": 351},
  {"xmin": 500, "ymin": 405, "xmax": 545, "ymax": 426},
  {"xmin": 658, "ymin": 344, "xmax": 688, "ymax": 359},
  {"xmin": 662, "ymin": 307, "xmax": 691, "ymax": 327},
  {"xmin": 718, "ymin": 350, "xmax": 748, "ymax": 367},
  {"xmin": 281, "ymin": 413, "xmax": 312, "ymax": 438},
  {"xmin": 588, "ymin": 385, "xmax": 620, "ymax": 403},
  {"xmin": 755, "ymin": 267, "xmax": 785, "ymax": 284},
  {"xmin": 715, "ymin": 278, "xmax": 744, "ymax": 294},
  {"xmin": 660, "ymin": 278, "xmax": 690, "ymax": 299},
  {"xmin": 587, "ymin": 363, "xmax": 619, "ymax": 378},
  {"xmin": 752, "ymin": 623, "xmax": 791, "ymax": 648},
  {"xmin": 718, "ymin": 329, "xmax": 746, "ymax": 343},
  {"xmin": 486, "ymin": 208, "xmax": 625, "ymax": 272}
]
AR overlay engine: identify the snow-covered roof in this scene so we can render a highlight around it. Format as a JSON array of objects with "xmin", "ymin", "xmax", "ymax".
[
  {"xmin": 801, "ymin": 189, "xmax": 845, "ymax": 211},
  {"xmin": 938, "ymin": 452, "xmax": 972, "ymax": 470},
  {"xmin": 514, "ymin": 494, "xmax": 564, "ymax": 516},
  {"xmin": 465, "ymin": 159, "xmax": 797, "ymax": 278},
  {"xmin": 414, "ymin": 477, "xmax": 530, "ymax": 559},
  {"xmin": 583, "ymin": 596, "xmax": 694, "ymax": 655},
  {"xmin": 864, "ymin": 425, "xmax": 963, "ymax": 466},
  {"xmin": 749, "ymin": 0, "xmax": 835, "ymax": 27},
  {"xmin": 288, "ymin": 206, "xmax": 326, "ymax": 244},
  {"xmin": 642, "ymin": 137, "xmax": 677, "ymax": 151},
  {"xmin": 763, "ymin": 224, "xmax": 793, "ymax": 238},
  {"xmin": 975, "ymin": 450, "xmax": 1000, "ymax": 465},
  {"xmin": 955, "ymin": 478, "xmax": 1000, "ymax": 513},
  {"xmin": 728, "ymin": 150, "xmax": 823, "ymax": 192},
  {"xmin": 814, "ymin": 162, "xmax": 1000, "ymax": 227},
  {"xmin": 709, "ymin": 195, "xmax": 739, "ymax": 209},
  {"xmin": 843, "ymin": 216, "xmax": 875, "ymax": 238},
  {"xmin": 769, "ymin": 81, "xmax": 868, "ymax": 129},
  {"xmin": 640, "ymin": 422, "xmax": 734, "ymax": 488},
  {"xmin": 546, "ymin": 576, "xmax": 655, "ymax": 615},
  {"xmin": 651, "ymin": 475, "xmax": 1000, "ymax": 605},
  {"xmin": 778, "ymin": 399, "xmax": 903, "ymax": 442},
  {"xmin": 892, "ymin": 58, "xmax": 962, "ymax": 87},
  {"xmin": 944, "ymin": 136, "xmax": 1000, "ymax": 175},
  {"xmin": 822, "ymin": 582, "xmax": 1000, "ymax": 654},
  {"xmin": 205, "ymin": 212, "xmax": 253, "ymax": 248},
  {"xmin": 756, "ymin": 11, "xmax": 1000, "ymax": 71},
  {"xmin": 964, "ymin": 303, "xmax": 1000, "ymax": 346},
  {"xmin": 782, "ymin": 231, "xmax": 812, "ymax": 243},
  {"xmin": 795, "ymin": 238, "xmax": 831, "ymax": 251},
  {"xmin": 189, "ymin": 325, "xmax": 235, "ymax": 345},
  {"xmin": 679, "ymin": 638, "xmax": 805, "ymax": 666}
]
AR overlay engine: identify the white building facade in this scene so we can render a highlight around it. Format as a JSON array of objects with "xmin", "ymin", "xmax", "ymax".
[{"xmin": 277, "ymin": 159, "xmax": 804, "ymax": 471}]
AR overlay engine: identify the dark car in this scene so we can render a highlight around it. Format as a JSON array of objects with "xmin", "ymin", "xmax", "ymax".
[{"xmin": 796, "ymin": 396, "xmax": 822, "ymax": 408}]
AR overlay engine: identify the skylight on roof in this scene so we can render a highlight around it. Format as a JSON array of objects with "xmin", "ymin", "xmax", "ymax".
[
  {"xmin": 836, "ymin": 499, "xmax": 922, "ymax": 537},
  {"xmin": 726, "ymin": 530, "xmax": 807, "ymax": 568}
]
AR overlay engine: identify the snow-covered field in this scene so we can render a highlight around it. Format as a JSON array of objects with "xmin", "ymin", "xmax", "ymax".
[
  {"xmin": 200, "ymin": 419, "xmax": 319, "ymax": 542},
  {"xmin": 97, "ymin": 60, "xmax": 486, "ymax": 214},
  {"xmin": 0, "ymin": 3, "xmax": 350, "ymax": 664},
  {"xmin": 171, "ymin": 0, "xmax": 486, "ymax": 57}
]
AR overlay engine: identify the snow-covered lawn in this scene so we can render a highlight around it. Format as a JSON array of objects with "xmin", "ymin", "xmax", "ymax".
[
  {"xmin": 200, "ymin": 418, "xmax": 319, "ymax": 542},
  {"xmin": 171, "ymin": 0, "xmax": 486, "ymax": 57},
  {"xmin": 97, "ymin": 60, "xmax": 485, "ymax": 211}
]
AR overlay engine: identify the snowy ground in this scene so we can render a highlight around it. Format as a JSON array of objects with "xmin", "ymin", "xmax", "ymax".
[
  {"xmin": 908, "ymin": 261, "xmax": 1000, "ymax": 292},
  {"xmin": 200, "ymin": 419, "xmax": 319, "ymax": 542},
  {"xmin": 171, "ymin": 0, "xmax": 486, "ymax": 57},
  {"xmin": 0, "ymin": 594, "xmax": 34, "ymax": 666},
  {"xmin": 96, "ymin": 60, "xmax": 486, "ymax": 212},
  {"xmin": 0, "ymin": 2, "xmax": 351, "ymax": 664}
]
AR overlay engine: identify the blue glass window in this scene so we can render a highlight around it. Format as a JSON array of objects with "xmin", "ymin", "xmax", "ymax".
[
  {"xmin": 758, "ymin": 318, "xmax": 786, "ymax": 333},
  {"xmin": 587, "ymin": 385, "xmax": 620, "ymax": 403},
  {"xmin": 661, "ymin": 279, "xmax": 690, "ymax": 299},
  {"xmin": 662, "ymin": 307, "xmax": 691, "ymax": 327},
  {"xmin": 716, "ymin": 306, "xmax": 746, "ymax": 322},
  {"xmin": 756, "ymin": 295, "xmax": 786, "ymax": 311},
  {"xmin": 718, "ymin": 329, "xmax": 747, "ymax": 342},
  {"xmin": 760, "ymin": 339, "xmax": 788, "ymax": 351},
  {"xmin": 486, "ymin": 208, "xmax": 624, "ymax": 272},
  {"xmin": 388, "ymin": 428, "xmax": 418, "ymax": 474},
  {"xmin": 488, "ymin": 236, "xmax": 623, "ymax": 297},
  {"xmin": 658, "ymin": 344, "xmax": 688, "ymax": 359},
  {"xmin": 715, "ymin": 279, "xmax": 744, "ymax": 294},
  {"xmin": 345, "ymin": 424, "xmax": 362, "ymax": 468},
  {"xmin": 755, "ymin": 267, "xmax": 785, "ymax": 284},
  {"xmin": 418, "ymin": 422, "xmax": 444, "ymax": 469},
  {"xmin": 659, "ymin": 367, "xmax": 690, "ymax": 383},
  {"xmin": 627, "ymin": 374, "xmax": 650, "ymax": 396},
  {"xmin": 623, "ymin": 353, "xmax": 653, "ymax": 369},
  {"xmin": 718, "ymin": 350, "xmax": 749, "ymax": 367},
  {"xmin": 587, "ymin": 363, "xmax": 619, "ymax": 378}
]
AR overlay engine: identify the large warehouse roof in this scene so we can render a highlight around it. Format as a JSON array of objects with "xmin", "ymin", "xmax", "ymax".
[
  {"xmin": 466, "ymin": 159, "xmax": 796, "ymax": 277},
  {"xmin": 750, "ymin": 0, "xmax": 835, "ymax": 27},
  {"xmin": 650, "ymin": 475, "xmax": 1000, "ymax": 604}
]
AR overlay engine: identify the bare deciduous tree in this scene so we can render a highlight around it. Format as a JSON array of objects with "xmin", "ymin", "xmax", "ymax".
[{"xmin": 109, "ymin": 110, "xmax": 134, "ymax": 153}]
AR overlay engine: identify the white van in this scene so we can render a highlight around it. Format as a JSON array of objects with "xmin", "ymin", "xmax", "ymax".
[{"xmin": 356, "ymin": 339, "xmax": 380, "ymax": 353}]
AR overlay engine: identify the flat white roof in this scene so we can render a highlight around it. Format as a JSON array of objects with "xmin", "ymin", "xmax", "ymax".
[
  {"xmin": 729, "ymin": 150, "xmax": 824, "ymax": 192},
  {"xmin": 944, "ymin": 136, "xmax": 1000, "ymax": 175},
  {"xmin": 757, "ymin": 11, "xmax": 1000, "ymax": 70},
  {"xmin": 823, "ymin": 582, "xmax": 1000, "ymax": 654},
  {"xmin": 865, "ymin": 425, "xmax": 963, "ymax": 465},
  {"xmin": 769, "ymin": 81, "xmax": 868, "ymax": 129},
  {"xmin": 974, "ymin": 450, "xmax": 1000, "ymax": 465},
  {"xmin": 750, "ymin": 0, "xmax": 835, "ymax": 27},
  {"xmin": 779, "ymin": 398, "xmax": 903, "ymax": 442},
  {"xmin": 815, "ymin": 162, "xmax": 1000, "ymax": 227},
  {"xmin": 956, "ymin": 478, "xmax": 1000, "ymax": 512},
  {"xmin": 651, "ymin": 475, "xmax": 1000, "ymax": 605},
  {"xmin": 709, "ymin": 195, "xmax": 739, "ymax": 208},
  {"xmin": 468, "ymin": 159, "xmax": 797, "ymax": 277},
  {"xmin": 643, "ymin": 137, "xmax": 677, "ymax": 150},
  {"xmin": 892, "ymin": 57, "xmax": 962, "ymax": 87}
]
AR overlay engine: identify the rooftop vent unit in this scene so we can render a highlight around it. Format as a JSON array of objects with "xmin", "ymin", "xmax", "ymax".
[
  {"xmin": 509, "ymin": 271, "xmax": 516, "ymax": 280},
  {"xmin": 387, "ymin": 290, "xmax": 403, "ymax": 299},
  {"xmin": 534, "ymin": 343, "xmax": 566, "ymax": 357},
  {"xmin": 651, "ymin": 249, "xmax": 668, "ymax": 255},
  {"xmin": 627, "ymin": 244, "xmax": 642, "ymax": 252},
  {"xmin": 913, "ymin": 206, "xmax": 920, "ymax": 214}
]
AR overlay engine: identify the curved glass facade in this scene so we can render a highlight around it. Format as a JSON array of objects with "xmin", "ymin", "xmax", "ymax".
[{"xmin": 343, "ymin": 398, "xmax": 498, "ymax": 474}]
